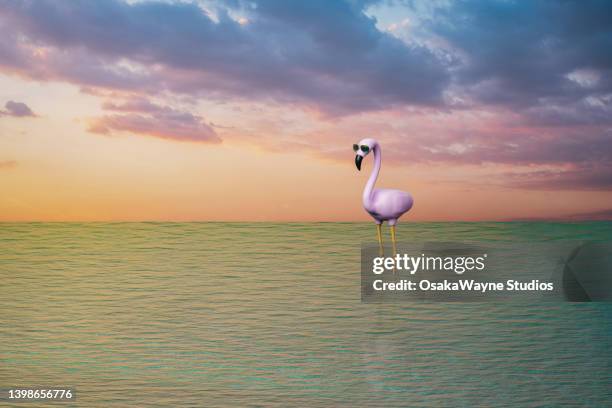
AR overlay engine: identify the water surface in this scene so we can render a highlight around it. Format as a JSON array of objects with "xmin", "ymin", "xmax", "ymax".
[{"xmin": 1, "ymin": 222, "xmax": 611, "ymax": 406}]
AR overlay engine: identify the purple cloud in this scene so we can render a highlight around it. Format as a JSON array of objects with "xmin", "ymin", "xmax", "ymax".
[
  {"xmin": 0, "ymin": 100, "xmax": 36, "ymax": 117},
  {"xmin": 0, "ymin": 0, "xmax": 450, "ymax": 114},
  {"xmin": 1, "ymin": 0, "xmax": 611, "ymax": 190},
  {"xmin": 380, "ymin": 123, "xmax": 612, "ymax": 190},
  {"xmin": 89, "ymin": 98, "xmax": 219, "ymax": 143},
  {"xmin": 426, "ymin": 1, "xmax": 612, "ymax": 104},
  {"xmin": 1, "ymin": 0, "xmax": 611, "ymax": 118}
]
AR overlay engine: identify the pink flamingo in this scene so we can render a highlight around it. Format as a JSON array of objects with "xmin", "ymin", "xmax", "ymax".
[{"xmin": 354, "ymin": 138, "xmax": 413, "ymax": 253}]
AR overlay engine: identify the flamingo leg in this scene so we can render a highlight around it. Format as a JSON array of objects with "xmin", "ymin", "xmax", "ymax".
[
  {"xmin": 390, "ymin": 225, "xmax": 397, "ymax": 261},
  {"xmin": 376, "ymin": 224, "xmax": 383, "ymax": 256}
]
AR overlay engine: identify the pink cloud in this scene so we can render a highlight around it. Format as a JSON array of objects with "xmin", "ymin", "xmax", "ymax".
[
  {"xmin": 88, "ymin": 98, "xmax": 219, "ymax": 143},
  {"xmin": 0, "ymin": 160, "xmax": 18, "ymax": 169}
]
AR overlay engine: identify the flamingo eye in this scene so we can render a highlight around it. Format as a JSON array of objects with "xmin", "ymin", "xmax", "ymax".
[
  {"xmin": 361, "ymin": 145, "xmax": 370, "ymax": 153},
  {"xmin": 353, "ymin": 144, "xmax": 359, "ymax": 152}
]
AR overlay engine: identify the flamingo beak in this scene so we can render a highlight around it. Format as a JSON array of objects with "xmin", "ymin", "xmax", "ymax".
[{"xmin": 355, "ymin": 155, "xmax": 362, "ymax": 171}]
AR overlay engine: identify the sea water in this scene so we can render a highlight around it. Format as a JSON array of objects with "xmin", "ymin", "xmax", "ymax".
[{"xmin": 1, "ymin": 222, "xmax": 611, "ymax": 406}]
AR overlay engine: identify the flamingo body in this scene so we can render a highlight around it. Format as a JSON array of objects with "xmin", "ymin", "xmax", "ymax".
[{"xmin": 365, "ymin": 188, "xmax": 413, "ymax": 226}]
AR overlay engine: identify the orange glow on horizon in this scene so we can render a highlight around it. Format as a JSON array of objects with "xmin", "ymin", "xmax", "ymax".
[{"xmin": 1, "ymin": 77, "xmax": 611, "ymax": 222}]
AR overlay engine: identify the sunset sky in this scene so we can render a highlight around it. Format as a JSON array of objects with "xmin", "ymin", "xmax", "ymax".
[{"xmin": 1, "ymin": 0, "xmax": 611, "ymax": 221}]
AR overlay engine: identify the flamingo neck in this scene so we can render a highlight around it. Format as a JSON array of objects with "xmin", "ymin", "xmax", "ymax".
[{"xmin": 362, "ymin": 144, "xmax": 380, "ymax": 207}]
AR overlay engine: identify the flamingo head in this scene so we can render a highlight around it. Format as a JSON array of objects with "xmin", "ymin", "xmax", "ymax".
[{"xmin": 353, "ymin": 138, "xmax": 376, "ymax": 171}]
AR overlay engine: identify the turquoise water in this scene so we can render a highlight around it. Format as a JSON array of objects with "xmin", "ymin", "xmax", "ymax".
[{"xmin": 1, "ymin": 222, "xmax": 611, "ymax": 407}]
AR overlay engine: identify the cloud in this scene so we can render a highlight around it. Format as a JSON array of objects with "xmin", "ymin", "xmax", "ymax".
[
  {"xmin": 1, "ymin": 0, "xmax": 609, "ymax": 118},
  {"xmin": 508, "ymin": 208, "xmax": 612, "ymax": 221},
  {"xmin": 502, "ymin": 164, "xmax": 612, "ymax": 191},
  {"xmin": 1, "ymin": 0, "xmax": 612, "ymax": 191},
  {"xmin": 404, "ymin": 1, "xmax": 612, "ymax": 192},
  {"xmin": 565, "ymin": 208, "xmax": 612, "ymax": 221},
  {"xmin": 0, "ymin": 0, "xmax": 450, "ymax": 114},
  {"xmin": 2, "ymin": 1, "xmax": 610, "ymax": 118},
  {"xmin": 0, "ymin": 100, "xmax": 36, "ymax": 117},
  {"xmin": 88, "ymin": 97, "xmax": 219, "ymax": 143},
  {"xmin": 0, "ymin": 160, "xmax": 17, "ymax": 169},
  {"xmin": 101, "ymin": 98, "xmax": 166, "ymax": 114},
  {"xmin": 255, "ymin": 105, "xmax": 612, "ymax": 190},
  {"xmin": 424, "ymin": 0, "xmax": 612, "ymax": 113}
]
